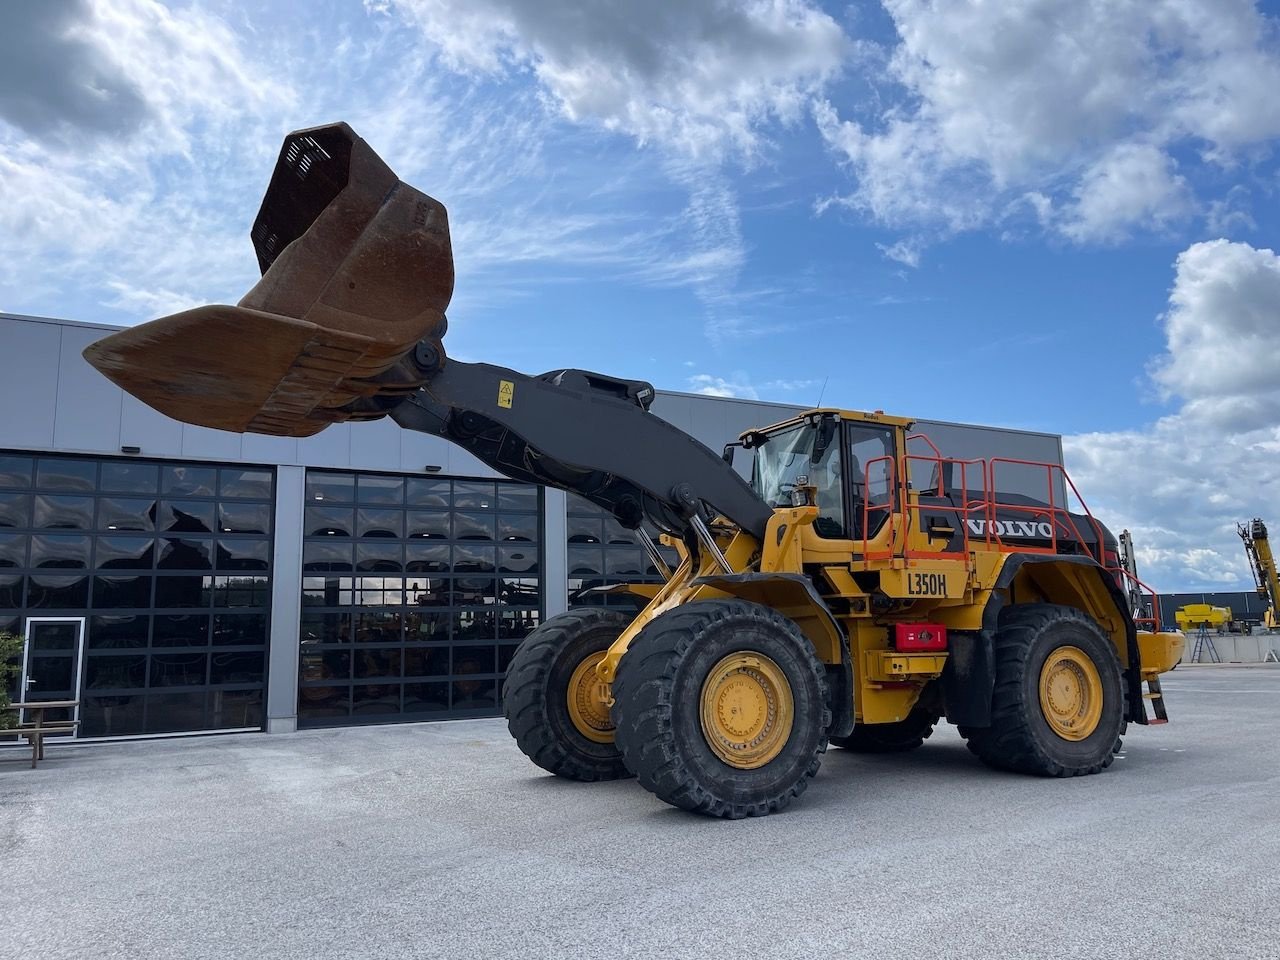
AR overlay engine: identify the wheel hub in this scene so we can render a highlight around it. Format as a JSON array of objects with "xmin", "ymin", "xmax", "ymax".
[
  {"xmin": 700, "ymin": 652, "xmax": 794, "ymax": 769},
  {"xmin": 1038, "ymin": 645, "xmax": 1103, "ymax": 742},
  {"xmin": 567, "ymin": 652, "xmax": 615, "ymax": 744}
]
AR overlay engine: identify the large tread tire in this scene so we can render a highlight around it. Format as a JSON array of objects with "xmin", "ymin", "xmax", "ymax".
[
  {"xmin": 611, "ymin": 598, "xmax": 829, "ymax": 819},
  {"xmin": 962, "ymin": 603, "xmax": 1127, "ymax": 777},
  {"xmin": 830, "ymin": 708, "xmax": 938, "ymax": 753},
  {"xmin": 502, "ymin": 608, "xmax": 635, "ymax": 782}
]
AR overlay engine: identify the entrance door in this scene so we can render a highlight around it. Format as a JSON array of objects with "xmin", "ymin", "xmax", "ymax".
[{"xmin": 19, "ymin": 617, "xmax": 86, "ymax": 729}]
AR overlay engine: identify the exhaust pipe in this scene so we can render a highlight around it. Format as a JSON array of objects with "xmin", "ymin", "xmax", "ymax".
[{"xmin": 83, "ymin": 122, "xmax": 453, "ymax": 437}]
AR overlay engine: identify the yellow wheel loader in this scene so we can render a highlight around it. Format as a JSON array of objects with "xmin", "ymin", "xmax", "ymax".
[{"xmin": 84, "ymin": 124, "xmax": 1186, "ymax": 819}]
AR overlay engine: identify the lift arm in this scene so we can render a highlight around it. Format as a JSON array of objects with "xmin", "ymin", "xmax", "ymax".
[
  {"xmin": 1239, "ymin": 519, "xmax": 1280, "ymax": 620},
  {"xmin": 82, "ymin": 123, "xmax": 773, "ymax": 543}
]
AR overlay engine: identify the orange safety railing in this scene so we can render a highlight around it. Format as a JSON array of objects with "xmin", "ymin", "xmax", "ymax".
[{"xmin": 854, "ymin": 439, "xmax": 1163, "ymax": 632}]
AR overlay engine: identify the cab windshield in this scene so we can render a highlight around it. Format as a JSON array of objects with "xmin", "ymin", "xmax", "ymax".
[{"xmin": 751, "ymin": 420, "xmax": 845, "ymax": 538}]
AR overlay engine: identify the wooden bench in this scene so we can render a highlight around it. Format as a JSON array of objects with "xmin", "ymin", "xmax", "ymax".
[{"xmin": 2, "ymin": 700, "xmax": 80, "ymax": 768}]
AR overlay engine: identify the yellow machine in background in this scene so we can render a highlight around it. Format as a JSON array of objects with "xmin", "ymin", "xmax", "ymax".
[
  {"xmin": 1175, "ymin": 603, "xmax": 1232, "ymax": 633},
  {"xmin": 1239, "ymin": 519, "xmax": 1280, "ymax": 631}
]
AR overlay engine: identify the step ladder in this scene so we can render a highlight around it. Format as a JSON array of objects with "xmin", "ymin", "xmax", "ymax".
[
  {"xmin": 1142, "ymin": 676, "xmax": 1169, "ymax": 724},
  {"xmin": 1190, "ymin": 623, "xmax": 1221, "ymax": 663}
]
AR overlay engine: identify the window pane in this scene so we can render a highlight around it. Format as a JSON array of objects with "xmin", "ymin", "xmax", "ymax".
[
  {"xmin": 303, "ymin": 541, "xmax": 353, "ymax": 572},
  {"xmin": 0, "ymin": 455, "xmax": 33, "ymax": 489},
  {"xmin": 453, "ymin": 577, "xmax": 496, "ymax": 605},
  {"xmin": 410, "ymin": 577, "xmax": 450, "ymax": 607},
  {"xmin": 0, "ymin": 534, "xmax": 27, "ymax": 568},
  {"xmin": 100, "ymin": 461, "xmax": 158, "ymax": 494},
  {"xmin": 161, "ymin": 465, "xmax": 216, "ymax": 496},
  {"xmin": 568, "ymin": 517, "xmax": 602, "ymax": 544},
  {"xmin": 298, "ymin": 686, "xmax": 349, "ymax": 721},
  {"xmin": 210, "ymin": 651, "xmax": 264, "ymax": 685},
  {"xmin": 216, "ymin": 539, "xmax": 269, "ymax": 571},
  {"xmin": 452, "ymin": 644, "xmax": 496, "ymax": 674},
  {"xmin": 306, "ymin": 472, "xmax": 354, "ymax": 503},
  {"xmin": 34, "ymin": 494, "xmax": 93, "ymax": 530},
  {"xmin": 98, "ymin": 497, "xmax": 156, "ymax": 532},
  {"xmin": 81, "ymin": 694, "xmax": 145, "ymax": 737},
  {"xmin": 211, "ymin": 689, "xmax": 262, "ymax": 729},
  {"xmin": 569, "ymin": 546, "xmax": 603, "ymax": 576},
  {"xmin": 357, "ymin": 508, "xmax": 403, "ymax": 538},
  {"xmin": 406, "ymin": 478, "xmax": 450, "ymax": 508},
  {"xmin": 154, "ymin": 614, "xmax": 210, "ymax": 647},
  {"xmin": 29, "ymin": 534, "xmax": 91, "ymax": 569},
  {"xmin": 93, "ymin": 575, "xmax": 153, "ymax": 608},
  {"xmin": 301, "ymin": 611, "xmax": 352, "ymax": 644},
  {"xmin": 498, "ymin": 484, "xmax": 537, "ymax": 512},
  {"xmin": 356, "ymin": 542, "xmax": 402, "ymax": 572},
  {"xmin": 454, "ymin": 513, "xmax": 495, "ymax": 541},
  {"xmin": 219, "ymin": 468, "xmax": 272, "ymax": 499},
  {"xmin": 302, "ymin": 649, "xmax": 350, "ymax": 682},
  {"xmin": 158, "ymin": 538, "xmax": 213, "ymax": 570},
  {"xmin": 89, "ymin": 615, "xmax": 148, "ymax": 649},
  {"xmin": 352, "ymin": 684, "xmax": 401, "ymax": 716},
  {"xmin": 405, "ymin": 542, "xmax": 449, "ymax": 573},
  {"xmin": 153, "ymin": 575, "xmax": 208, "ymax": 609},
  {"xmin": 453, "ymin": 610, "xmax": 496, "ymax": 641},
  {"xmin": 453, "ymin": 544, "xmax": 495, "ymax": 573},
  {"xmin": 606, "ymin": 549, "xmax": 644, "ymax": 577},
  {"xmin": 354, "ymin": 647, "xmax": 402, "ymax": 679},
  {"xmin": 499, "ymin": 546, "xmax": 538, "ymax": 574},
  {"xmin": 0, "ymin": 493, "xmax": 31, "ymax": 528},
  {"xmin": 452, "ymin": 678, "xmax": 496, "ymax": 712},
  {"xmin": 218, "ymin": 502, "xmax": 270, "ymax": 535},
  {"xmin": 302, "ymin": 576, "xmax": 353, "ymax": 607},
  {"xmin": 213, "ymin": 613, "xmax": 267, "ymax": 646},
  {"xmin": 357, "ymin": 475, "xmax": 403, "ymax": 505},
  {"xmin": 499, "ymin": 609, "xmax": 539, "ymax": 640},
  {"xmin": 405, "ymin": 609, "xmax": 449, "ymax": 642},
  {"xmin": 157, "ymin": 500, "xmax": 215, "ymax": 533},
  {"xmin": 85, "ymin": 654, "xmax": 147, "ymax": 691},
  {"xmin": 306, "ymin": 506, "xmax": 354, "ymax": 537},
  {"xmin": 403, "ymin": 646, "xmax": 449, "ymax": 678},
  {"xmin": 214, "ymin": 575, "xmax": 267, "ymax": 608},
  {"xmin": 0, "ymin": 574, "xmax": 23, "ymax": 606},
  {"xmin": 603, "ymin": 519, "xmax": 639, "ymax": 545},
  {"xmin": 27, "ymin": 574, "xmax": 89, "ymax": 608},
  {"xmin": 146, "ymin": 692, "xmax": 208, "ymax": 733},
  {"xmin": 403, "ymin": 682, "xmax": 449, "ymax": 716},
  {"xmin": 36, "ymin": 458, "xmax": 96, "ymax": 491},
  {"xmin": 96, "ymin": 536, "xmax": 155, "ymax": 570},
  {"xmin": 151, "ymin": 653, "xmax": 209, "ymax": 687},
  {"xmin": 453, "ymin": 481, "xmax": 496, "ymax": 510},
  {"xmin": 406, "ymin": 511, "xmax": 450, "ymax": 539},
  {"xmin": 498, "ymin": 514, "xmax": 538, "ymax": 543},
  {"xmin": 499, "ymin": 577, "xmax": 539, "ymax": 606}
]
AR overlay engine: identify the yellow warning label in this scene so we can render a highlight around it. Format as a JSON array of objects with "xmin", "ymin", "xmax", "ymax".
[{"xmin": 497, "ymin": 379, "xmax": 515, "ymax": 409}]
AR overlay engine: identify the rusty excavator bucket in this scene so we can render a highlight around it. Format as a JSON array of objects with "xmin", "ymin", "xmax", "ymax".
[{"xmin": 83, "ymin": 122, "xmax": 453, "ymax": 437}]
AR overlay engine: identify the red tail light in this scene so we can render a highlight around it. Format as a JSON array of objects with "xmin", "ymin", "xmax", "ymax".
[{"xmin": 894, "ymin": 623, "xmax": 947, "ymax": 652}]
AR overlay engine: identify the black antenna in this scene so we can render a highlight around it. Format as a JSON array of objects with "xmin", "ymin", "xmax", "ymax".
[{"xmin": 814, "ymin": 376, "xmax": 829, "ymax": 409}]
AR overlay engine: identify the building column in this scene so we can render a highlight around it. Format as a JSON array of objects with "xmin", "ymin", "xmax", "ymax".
[
  {"xmin": 543, "ymin": 487, "xmax": 568, "ymax": 618},
  {"xmin": 266, "ymin": 465, "xmax": 305, "ymax": 733}
]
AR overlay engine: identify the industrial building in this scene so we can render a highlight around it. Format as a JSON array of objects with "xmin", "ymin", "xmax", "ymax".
[{"xmin": 5, "ymin": 311, "xmax": 1088, "ymax": 740}]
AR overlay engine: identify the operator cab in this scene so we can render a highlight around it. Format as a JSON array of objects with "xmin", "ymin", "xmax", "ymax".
[{"xmin": 745, "ymin": 411, "xmax": 902, "ymax": 542}]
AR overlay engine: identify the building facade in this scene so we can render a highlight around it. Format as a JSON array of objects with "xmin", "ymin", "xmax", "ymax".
[{"xmin": 2, "ymin": 312, "xmax": 1072, "ymax": 739}]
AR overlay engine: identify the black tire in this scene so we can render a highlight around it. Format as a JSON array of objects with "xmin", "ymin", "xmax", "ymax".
[
  {"xmin": 830, "ymin": 708, "xmax": 938, "ymax": 753},
  {"xmin": 961, "ymin": 603, "xmax": 1126, "ymax": 777},
  {"xmin": 611, "ymin": 599, "xmax": 829, "ymax": 819},
  {"xmin": 502, "ymin": 607, "xmax": 635, "ymax": 782}
]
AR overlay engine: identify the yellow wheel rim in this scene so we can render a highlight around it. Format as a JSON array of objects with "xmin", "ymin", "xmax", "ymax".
[
  {"xmin": 1039, "ymin": 645, "xmax": 1104, "ymax": 741},
  {"xmin": 566, "ymin": 652, "xmax": 615, "ymax": 744},
  {"xmin": 700, "ymin": 652, "xmax": 794, "ymax": 769}
]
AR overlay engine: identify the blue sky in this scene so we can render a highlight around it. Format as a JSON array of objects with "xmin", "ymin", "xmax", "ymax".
[{"xmin": 1, "ymin": 0, "xmax": 1279, "ymax": 591}]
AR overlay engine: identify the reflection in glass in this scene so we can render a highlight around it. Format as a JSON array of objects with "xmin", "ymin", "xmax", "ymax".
[
  {"xmin": 403, "ymin": 646, "xmax": 449, "ymax": 677},
  {"xmin": 306, "ymin": 472, "xmax": 355, "ymax": 504},
  {"xmin": 354, "ymin": 647, "xmax": 402, "ymax": 679},
  {"xmin": 453, "ymin": 481, "xmax": 496, "ymax": 510},
  {"xmin": 405, "ymin": 609, "xmax": 449, "ymax": 642},
  {"xmin": 153, "ymin": 614, "xmax": 209, "ymax": 647},
  {"xmin": 151, "ymin": 653, "xmax": 209, "ymax": 686},
  {"xmin": 36, "ymin": 458, "xmax": 96, "ymax": 491},
  {"xmin": 28, "ymin": 535, "xmax": 90, "ymax": 570},
  {"xmin": 216, "ymin": 539, "xmax": 269, "ymax": 571},
  {"xmin": 210, "ymin": 689, "xmax": 262, "ymax": 729},
  {"xmin": 403, "ymin": 682, "xmax": 449, "ymax": 715},
  {"xmin": 453, "ymin": 609, "xmax": 496, "ymax": 641},
  {"xmin": 567, "ymin": 517, "xmax": 602, "ymax": 543},
  {"xmin": 157, "ymin": 500, "xmax": 215, "ymax": 533},
  {"xmin": 353, "ymin": 684, "xmax": 401, "ymax": 715},
  {"xmin": 0, "ymin": 574, "xmax": 23, "ymax": 607},
  {"xmin": 303, "ymin": 541, "xmax": 353, "ymax": 572},
  {"xmin": 568, "ymin": 546, "xmax": 604, "ymax": 576},
  {"xmin": 357, "ymin": 507, "xmax": 403, "ymax": 538},
  {"xmin": 0, "ymin": 534, "xmax": 27, "ymax": 568},
  {"xmin": 218, "ymin": 502, "xmax": 270, "ymax": 534},
  {"xmin": 85, "ymin": 654, "xmax": 147, "ymax": 690},
  {"xmin": 213, "ymin": 613, "xmax": 267, "ymax": 645},
  {"xmin": 453, "ymin": 543, "xmax": 495, "ymax": 572},
  {"xmin": 146, "ymin": 692, "xmax": 208, "ymax": 733},
  {"xmin": 89, "ymin": 615, "xmax": 148, "ymax": 649},
  {"xmin": 158, "ymin": 538, "xmax": 213, "ymax": 570},
  {"xmin": 305, "ymin": 506, "xmax": 354, "ymax": 537},
  {"xmin": 406, "ymin": 511, "xmax": 450, "ymax": 539},
  {"xmin": 100, "ymin": 462, "xmax": 158, "ymax": 494},
  {"xmin": 0, "ymin": 455, "xmax": 33, "ymax": 488},
  {"xmin": 498, "ymin": 484, "xmax": 537, "ymax": 512},
  {"xmin": 405, "ymin": 542, "xmax": 449, "ymax": 573},
  {"xmin": 95, "ymin": 536, "xmax": 155, "ymax": 569},
  {"xmin": 210, "ymin": 651, "xmax": 264, "ymax": 684},
  {"xmin": 81, "ymin": 694, "xmax": 144, "ymax": 737},
  {"xmin": 97, "ymin": 497, "xmax": 156, "ymax": 532},
  {"xmin": 499, "ymin": 547, "xmax": 537, "ymax": 574},
  {"xmin": 406, "ymin": 478, "xmax": 450, "ymax": 508},
  {"xmin": 161, "ymin": 465, "xmax": 216, "ymax": 496},
  {"xmin": 354, "ymin": 610, "xmax": 401, "ymax": 644},
  {"xmin": 218, "ymin": 468, "xmax": 272, "ymax": 499},
  {"xmin": 93, "ymin": 575, "xmax": 152, "ymax": 609},
  {"xmin": 452, "ymin": 678, "xmax": 497, "ymax": 712},
  {"xmin": 153, "ymin": 575, "xmax": 207, "ymax": 608},
  {"xmin": 33, "ymin": 494, "xmax": 94, "ymax": 530},
  {"xmin": 27, "ymin": 574, "xmax": 89, "ymax": 608},
  {"xmin": 498, "ymin": 514, "xmax": 538, "ymax": 542},
  {"xmin": 0, "ymin": 493, "xmax": 31, "ymax": 528},
  {"xmin": 357, "ymin": 475, "xmax": 403, "ymax": 505},
  {"xmin": 356, "ymin": 542, "xmax": 402, "ymax": 572},
  {"xmin": 302, "ymin": 649, "xmax": 351, "ymax": 682},
  {"xmin": 298, "ymin": 686, "xmax": 350, "ymax": 720},
  {"xmin": 454, "ymin": 512, "xmax": 495, "ymax": 541}
]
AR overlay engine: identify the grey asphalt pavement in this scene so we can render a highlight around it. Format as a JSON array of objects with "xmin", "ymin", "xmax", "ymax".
[{"xmin": 4, "ymin": 665, "xmax": 1279, "ymax": 959}]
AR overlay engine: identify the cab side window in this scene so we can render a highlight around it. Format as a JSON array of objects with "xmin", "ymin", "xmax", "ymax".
[{"xmin": 847, "ymin": 425, "xmax": 894, "ymax": 537}]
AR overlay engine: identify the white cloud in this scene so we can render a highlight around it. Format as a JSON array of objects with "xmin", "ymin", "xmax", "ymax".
[
  {"xmin": 687, "ymin": 373, "xmax": 818, "ymax": 400},
  {"xmin": 372, "ymin": 0, "xmax": 848, "ymax": 158},
  {"xmin": 1064, "ymin": 239, "xmax": 1280, "ymax": 590},
  {"xmin": 819, "ymin": 0, "xmax": 1280, "ymax": 243}
]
